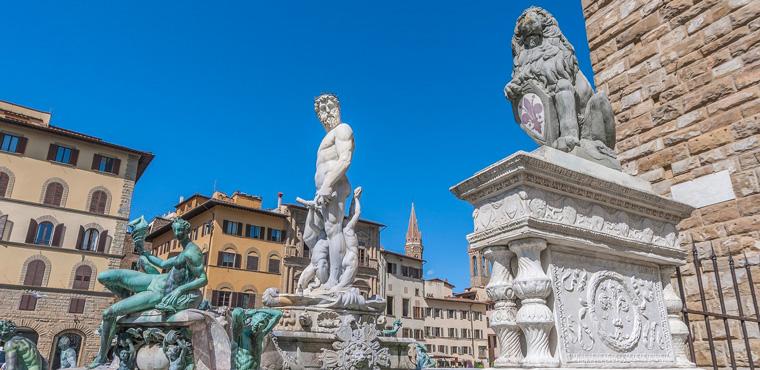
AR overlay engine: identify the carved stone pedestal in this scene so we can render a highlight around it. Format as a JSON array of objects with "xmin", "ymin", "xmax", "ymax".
[
  {"xmin": 258, "ymin": 304, "xmax": 417, "ymax": 369},
  {"xmin": 485, "ymin": 246, "xmax": 522, "ymax": 367},
  {"xmin": 451, "ymin": 146, "xmax": 697, "ymax": 369}
]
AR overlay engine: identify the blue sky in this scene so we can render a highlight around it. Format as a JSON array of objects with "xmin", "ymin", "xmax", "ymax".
[{"xmin": 1, "ymin": 1, "xmax": 593, "ymax": 291}]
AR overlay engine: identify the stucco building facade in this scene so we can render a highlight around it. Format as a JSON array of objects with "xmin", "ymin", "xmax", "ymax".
[
  {"xmin": 380, "ymin": 205, "xmax": 490, "ymax": 367},
  {"xmin": 583, "ymin": 0, "xmax": 760, "ymax": 367},
  {"xmin": 0, "ymin": 100, "xmax": 152, "ymax": 367}
]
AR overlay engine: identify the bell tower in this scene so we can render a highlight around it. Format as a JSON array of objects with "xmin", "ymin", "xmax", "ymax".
[{"xmin": 404, "ymin": 203, "xmax": 423, "ymax": 259}]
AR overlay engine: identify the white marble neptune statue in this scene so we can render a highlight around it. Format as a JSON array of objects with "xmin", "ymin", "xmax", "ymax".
[{"xmin": 295, "ymin": 93, "xmax": 359, "ymax": 294}]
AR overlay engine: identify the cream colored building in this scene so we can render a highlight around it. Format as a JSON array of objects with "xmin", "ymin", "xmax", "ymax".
[
  {"xmin": 379, "ymin": 205, "xmax": 490, "ymax": 367},
  {"xmin": 423, "ymin": 279, "xmax": 489, "ymax": 368},
  {"xmin": 0, "ymin": 100, "xmax": 152, "ymax": 367},
  {"xmin": 381, "ymin": 249, "xmax": 425, "ymax": 340}
]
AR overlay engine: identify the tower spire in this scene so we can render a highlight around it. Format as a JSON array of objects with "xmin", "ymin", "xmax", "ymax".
[{"xmin": 405, "ymin": 203, "xmax": 423, "ymax": 259}]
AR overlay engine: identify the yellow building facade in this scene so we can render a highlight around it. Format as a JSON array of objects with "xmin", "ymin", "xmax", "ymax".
[
  {"xmin": 0, "ymin": 100, "xmax": 152, "ymax": 367},
  {"xmin": 146, "ymin": 192, "xmax": 288, "ymax": 308}
]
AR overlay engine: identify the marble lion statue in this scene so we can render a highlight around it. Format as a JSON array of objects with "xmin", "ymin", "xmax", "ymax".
[{"xmin": 505, "ymin": 7, "xmax": 619, "ymax": 169}]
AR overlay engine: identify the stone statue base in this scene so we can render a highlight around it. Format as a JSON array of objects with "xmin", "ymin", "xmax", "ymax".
[
  {"xmin": 263, "ymin": 287, "xmax": 386, "ymax": 313},
  {"xmin": 261, "ymin": 292, "xmax": 417, "ymax": 369},
  {"xmin": 451, "ymin": 146, "xmax": 700, "ymax": 369},
  {"xmin": 84, "ymin": 309, "xmax": 231, "ymax": 370}
]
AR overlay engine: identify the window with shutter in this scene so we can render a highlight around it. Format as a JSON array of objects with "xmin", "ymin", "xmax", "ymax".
[
  {"xmin": 89, "ymin": 190, "xmax": 108, "ymax": 214},
  {"xmin": 72, "ymin": 265, "xmax": 92, "ymax": 290},
  {"xmin": 219, "ymin": 252, "xmax": 237, "ymax": 268},
  {"xmin": 212, "ymin": 290, "xmax": 232, "ymax": 307},
  {"xmin": 246, "ymin": 253, "xmax": 259, "ymax": 271},
  {"xmin": 24, "ymin": 260, "xmax": 45, "ymax": 286},
  {"xmin": 1, "ymin": 134, "xmax": 21, "ymax": 153},
  {"xmin": 19, "ymin": 294, "xmax": 37, "ymax": 311},
  {"xmin": 79, "ymin": 228, "xmax": 99, "ymax": 251},
  {"xmin": 0, "ymin": 172, "xmax": 9, "ymax": 197},
  {"xmin": 97, "ymin": 230, "xmax": 109, "ymax": 252},
  {"xmin": 0, "ymin": 214, "xmax": 8, "ymax": 241},
  {"xmin": 34, "ymin": 222, "xmax": 54, "ymax": 245},
  {"xmin": 268, "ymin": 256, "xmax": 281, "ymax": 274},
  {"xmin": 92, "ymin": 154, "xmax": 119, "ymax": 174},
  {"xmin": 43, "ymin": 182, "xmax": 64, "ymax": 206},
  {"xmin": 51, "ymin": 145, "xmax": 76, "ymax": 165},
  {"xmin": 68, "ymin": 298, "xmax": 86, "ymax": 313}
]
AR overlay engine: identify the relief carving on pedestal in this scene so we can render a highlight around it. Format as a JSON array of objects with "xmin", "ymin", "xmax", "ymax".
[
  {"xmin": 551, "ymin": 251, "xmax": 673, "ymax": 365},
  {"xmin": 473, "ymin": 188, "xmax": 678, "ymax": 248}
]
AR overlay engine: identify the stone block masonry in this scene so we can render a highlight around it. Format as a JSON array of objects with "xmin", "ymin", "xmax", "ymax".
[
  {"xmin": 0, "ymin": 287, "xmax": 114, "ymax": 366},
  {"xmin": 584, "ymin": 0, "xmax": 760, "ymax": 368}
]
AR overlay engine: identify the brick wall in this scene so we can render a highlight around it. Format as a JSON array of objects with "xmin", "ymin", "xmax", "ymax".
[{"xmin": 583, "ymin": 0, "xmax": 760, "ymax": 367}]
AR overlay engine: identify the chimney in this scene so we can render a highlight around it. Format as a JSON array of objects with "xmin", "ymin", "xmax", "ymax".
[{"xmin": 277, "ymin": 192, "xmax": 283, "ymax": 208}]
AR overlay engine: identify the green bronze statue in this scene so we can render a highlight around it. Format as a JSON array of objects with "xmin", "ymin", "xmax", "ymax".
[
  {"xmin": 230, "ymin": 308, "xmax": 283, "ymax": 370},
  {"xmin": 89, "ymin": 216, "xmax": 208, "ymax": 367},
  {"xmin": 57, "ymin": 336, "xmax": 78, "ymax": 369},
  {"xmin": 0, "ymin": 320, "xmax": 44, "ymax": 370},
  {"xmin": 381, "ymin": 318, "xmax": 402, "ymax": 337},
  {"xmin": 408, "ymin": 342, "xmax": 436, "ymax": 370}
]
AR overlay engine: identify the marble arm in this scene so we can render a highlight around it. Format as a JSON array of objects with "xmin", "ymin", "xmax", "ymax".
[{"xmin": 345, "ymin": 189, "xmax": 361, "ymax": 230}]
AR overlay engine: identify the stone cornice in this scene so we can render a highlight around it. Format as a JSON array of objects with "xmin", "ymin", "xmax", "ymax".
[
  {"xmin": 450, "ymin": 151, "xmax": 693, "ymax": 223},
  {"xmin": 466, "ymin": 218, "xmax": 687, "ymax": 265}
]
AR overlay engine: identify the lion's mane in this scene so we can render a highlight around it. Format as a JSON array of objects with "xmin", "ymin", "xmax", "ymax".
[{"xmin": 511, "ymin": 7, "xmax": 579, "ymax": 94}]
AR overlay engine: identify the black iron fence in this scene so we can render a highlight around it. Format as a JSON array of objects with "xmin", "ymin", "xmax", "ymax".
[{"xmin": 675, "ymin": 245, "xmax": 760, "ymax": 370}]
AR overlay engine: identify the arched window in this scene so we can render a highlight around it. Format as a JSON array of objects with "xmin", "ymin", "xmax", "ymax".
[
  {"xmin": 246, "ymin": 251, "xmax": 259, "ymax": 271},
  {"xmin": 218, "ymin": 248, "xmax": 240, "ymax": 268},
  {"xmin": 24, "ymin": 260, "xmax": 46, "ymax": 286},
  {"xmin": 79, "ymin": 229, "xmax": 99, "ymax": 251},
  {"xmin": 72, "ymin": 265, "xmax": 92, "ymax": 290},
  {"xmin": 43, "ymin": 182, "xmax": 64, "ymax": 206},
  {"xmin": 35, "ymin": 221, "xmax": 54, "ymax": 245},
  {"xmin": 89, "ymin": 190, "xmax": 108, "ymax": 214},
  {"xmin": 481, "ymin": 255, "xmax": 488, "ymax": 277},
  {"xmin": 268, "ymin": 255, "xmax": 281, "ymax": 274},
  {"xmin": 51, "ymin": 331, "xmax": 83, "ymax": 370},
  {"xmin": 0, "ymin": 172, "xmax": 9, "ymax": 197},
  {"xmin": 211, "ymin": 288, "xmax": 233, "ymax": 307},
  {"xmin": 471, "ymin": 255, "xmax": 478, "ymax": 277}
]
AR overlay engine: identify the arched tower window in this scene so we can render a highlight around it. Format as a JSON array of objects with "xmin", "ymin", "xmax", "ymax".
[{"xmin": 471, "ymin": 255, "xmax": 478, "ymax": 277}]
